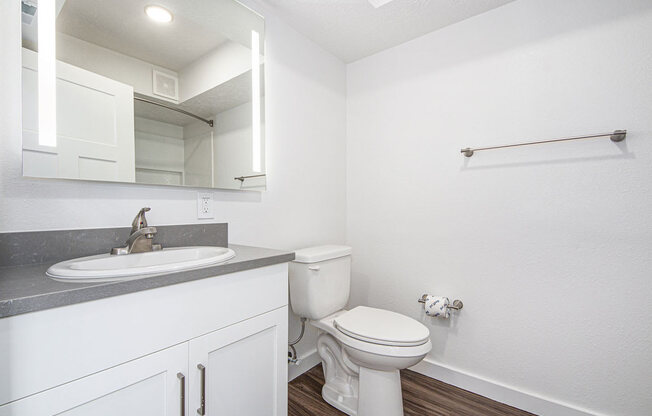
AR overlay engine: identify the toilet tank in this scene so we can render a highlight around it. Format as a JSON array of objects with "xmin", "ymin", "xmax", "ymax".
[{"xmin": 289, "ymin": 245, "xmax": 352, "ymax": 320}]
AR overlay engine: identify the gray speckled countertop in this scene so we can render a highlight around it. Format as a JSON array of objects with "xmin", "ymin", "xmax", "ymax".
[{"xmin": 0, "ymin": 244, "xmax": 294, "ymax": 318}]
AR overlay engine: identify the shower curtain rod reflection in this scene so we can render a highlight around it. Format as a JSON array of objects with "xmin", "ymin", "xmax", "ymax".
[{"xmin": 134, "ymin": 94, "xmax": 214, "ymax": 127}]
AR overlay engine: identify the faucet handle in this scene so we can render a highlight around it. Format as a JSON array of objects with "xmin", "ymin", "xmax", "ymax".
[{"xmin": 131, "ymin": 207, "xmax": 151, "ymax": 233}]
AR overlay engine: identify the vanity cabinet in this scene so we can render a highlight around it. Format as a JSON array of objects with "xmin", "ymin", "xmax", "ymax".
[{"xmin": 0, "ymin": 264, "xmax": 289, "ymax": 416}]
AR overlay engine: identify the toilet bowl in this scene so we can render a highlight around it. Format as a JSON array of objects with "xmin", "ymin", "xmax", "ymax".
[{"xmin": 289, "ymin": 246, "xmax": 431, "ymax": 416}]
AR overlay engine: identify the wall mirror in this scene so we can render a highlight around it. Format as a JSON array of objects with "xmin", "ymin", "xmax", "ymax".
[{"xmin": 21, "ymin": 0, "xmax": 266, "ymax": 191}]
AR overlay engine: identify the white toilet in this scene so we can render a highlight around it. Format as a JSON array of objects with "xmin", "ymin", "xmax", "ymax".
[{"xmin": 289, "ymin": 245, "xmax": 431, "ymax": 416}]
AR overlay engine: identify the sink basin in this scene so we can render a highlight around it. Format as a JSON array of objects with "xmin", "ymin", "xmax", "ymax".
[{"xmin": 47, "ymin": 246, "xmax": 236, "ymax": 282}]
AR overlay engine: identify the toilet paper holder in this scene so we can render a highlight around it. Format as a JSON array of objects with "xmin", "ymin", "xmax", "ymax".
[{"xmin": 418, "ymin": 294, "xmax": 464, "ymax": 310}]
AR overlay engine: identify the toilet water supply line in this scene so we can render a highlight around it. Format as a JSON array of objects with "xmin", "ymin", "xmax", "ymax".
[{"xmin": 288, "ymin": 317, "xmax": 307, "ymax": 364}]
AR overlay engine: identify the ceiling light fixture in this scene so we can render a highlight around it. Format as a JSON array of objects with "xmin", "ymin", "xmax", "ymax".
[{"xmin": 145, "ymin": 5, "xmax": 173, "ymax": 23}]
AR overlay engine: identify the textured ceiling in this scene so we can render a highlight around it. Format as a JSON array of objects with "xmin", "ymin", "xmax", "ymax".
[
  {"xmin": 261, "ymin": 0, "xmax": 516, "ymax": 62},
  {"xmin": 56, "ymin": 0, "xmax": 264, "ymax": 70}
]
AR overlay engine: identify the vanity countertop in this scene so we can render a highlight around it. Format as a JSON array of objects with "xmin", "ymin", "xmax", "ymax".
[{"xmin": 0, "ymin": 244, "xmax": 294, "ymax": 319}]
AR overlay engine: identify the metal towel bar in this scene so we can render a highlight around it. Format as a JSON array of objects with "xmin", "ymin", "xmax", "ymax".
[{"xmin": 461, "ymin": 130, "xmax": 626, "ymax": 157}]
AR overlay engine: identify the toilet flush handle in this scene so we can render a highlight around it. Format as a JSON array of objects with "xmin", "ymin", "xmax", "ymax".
[{"xmin": 308, "ymin": 265, "xmax": 321, "ymax": 271}]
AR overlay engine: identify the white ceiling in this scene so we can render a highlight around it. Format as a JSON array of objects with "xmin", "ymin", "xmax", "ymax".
[
  {"xmin": 56, "ymin": 0, "xmax": 264, "ymax": 71},
  {"xmin": 261, "ymin": 0, "xmax": 516, "ymax": 63}
]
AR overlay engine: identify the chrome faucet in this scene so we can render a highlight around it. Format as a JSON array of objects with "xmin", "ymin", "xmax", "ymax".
[{"xmin": 111, "ymin": 207, "xmax": 162, "ymax": 255}]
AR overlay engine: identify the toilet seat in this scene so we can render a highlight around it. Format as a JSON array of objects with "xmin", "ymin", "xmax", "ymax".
[
  {"xmin": 334, "ymin": 306, "xmax": 430, "ymax": 347},
  {"xmin": 312, "ymin": 309, "xmax": 432, "ymax": 358}
]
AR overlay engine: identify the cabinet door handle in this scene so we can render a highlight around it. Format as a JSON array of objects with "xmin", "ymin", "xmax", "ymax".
[
  {"xmin": 177, "ymin": 372, "xmax": 186, "ymax": 416},
  {"xmin": 196, "ymin": 364, "xmax": 206, "ymax": 415}
]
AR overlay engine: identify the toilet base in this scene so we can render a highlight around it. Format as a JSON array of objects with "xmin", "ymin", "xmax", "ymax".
[
  {"xmin": 358, "ymin": 367, "xmax": 404, "ymax": 416},
  {"xmin": 322, "ymin": 382, "xmax": 359, "ymax": 416},
  {"xmin": 317, "ymin": 333, "xmax": 359, "ymax": 415},
  {"xmin": 317, "ymin": 333, "xmax": 406, "ymax": 416}
]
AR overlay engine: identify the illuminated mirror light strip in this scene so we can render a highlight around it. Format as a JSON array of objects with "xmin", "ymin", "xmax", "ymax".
[
  {"xmin": 38, "ymin": 0, "xmax": 57, "ymax": 147},
  {"xmin": 251, "ymin": 30, "xmax": 261, "ymax": 173}
]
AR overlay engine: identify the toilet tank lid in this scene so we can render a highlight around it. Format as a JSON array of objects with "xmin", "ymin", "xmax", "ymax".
[{"xmin": 293, "ymin": 245, "xmax": 352, "ymax": 263}]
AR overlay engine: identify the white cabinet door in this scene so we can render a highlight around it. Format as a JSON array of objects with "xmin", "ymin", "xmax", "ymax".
[
  {"xmin": 0, "ymin": 343, "xmax": 188, "ymax": 416},
  {"xmin": 189, "ymin": 306, "xmax": 288, "ymax": 416}
]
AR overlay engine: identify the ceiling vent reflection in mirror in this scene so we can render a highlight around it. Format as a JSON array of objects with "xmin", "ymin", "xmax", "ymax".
[{"xmin": 152, "ymin": 70, "xmax": 179, "ymax": 101}]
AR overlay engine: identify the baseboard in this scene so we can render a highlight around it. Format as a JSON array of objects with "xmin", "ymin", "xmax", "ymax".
[
  {"xmin": 288, "ymin": 348, "xmax": 321, "ymax": 382},
  {"xmin": 410, "ymin": 358, "xmax": 603, "ymax": 416}
]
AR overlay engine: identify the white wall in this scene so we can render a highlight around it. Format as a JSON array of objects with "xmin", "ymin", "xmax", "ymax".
[
  {"xmin": 134, "ymin": 117, "xmax": 185, "ymax": 186},
  {"xmin": 213, "ymin": 101, "xmax": 266, "ymax": 190},
  {"xmin": 183, "ymin": 121, "xmax": 214, "ymax": 188},
  {"xmin": 1, "ymin": 0, "xmax": 346, "ymax": 360},
  {"xmin": 346, "ymin": 0, "xmax": 652, "ymax": 415}
]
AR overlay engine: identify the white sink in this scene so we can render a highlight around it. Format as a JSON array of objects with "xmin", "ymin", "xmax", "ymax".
[{"xmin": 47, "ymin": 246, "xmax": 236, "ymax": 282}]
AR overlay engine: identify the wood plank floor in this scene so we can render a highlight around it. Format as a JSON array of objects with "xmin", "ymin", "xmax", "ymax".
[{"xmin": 289, "ymin": 365, "xmax": 536, "ymax": 416}]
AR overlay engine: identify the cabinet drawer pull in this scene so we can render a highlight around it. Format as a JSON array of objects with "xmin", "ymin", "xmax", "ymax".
[
  {"xmin": 197, "ymin": 364, "xmax": 206, "ymax": 415},
  {"xmin": 177, "ymin": 372, "xmax": 185, "ymax": 416}
]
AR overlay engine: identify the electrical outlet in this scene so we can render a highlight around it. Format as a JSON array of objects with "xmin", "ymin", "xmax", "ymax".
[{"xmin": 197, "ymin": 192, "xmax": 214, "ymax": 219}]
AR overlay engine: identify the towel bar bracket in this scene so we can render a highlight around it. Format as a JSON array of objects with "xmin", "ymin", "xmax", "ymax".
[{"xmin": 610, "ymin": 130, "xmax": 626, "ymax": 142}]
